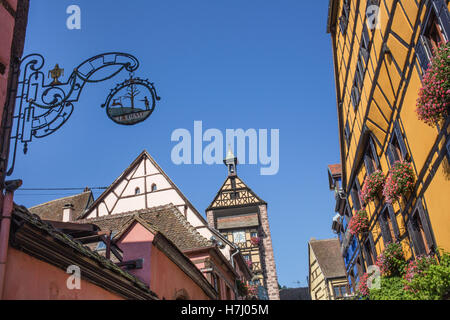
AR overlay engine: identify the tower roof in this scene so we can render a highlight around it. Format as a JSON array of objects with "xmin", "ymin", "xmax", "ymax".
[{"xmin": 207, "ymin": 174, "xmax": 266, "ymax": 210}]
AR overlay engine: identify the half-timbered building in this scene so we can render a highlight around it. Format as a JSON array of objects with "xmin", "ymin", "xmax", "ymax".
[
  {"xmin": 206, "ymin": 150, "xmax": 280, "ymax": 300},
  {"xmin": 326, "ymin": 0, "xmax": 450, "ymax": 292}
]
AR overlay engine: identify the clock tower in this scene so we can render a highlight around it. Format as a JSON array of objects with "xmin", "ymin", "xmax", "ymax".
[{"xmin": 206, "ymin": 149, "xmax": 280, "ymax": 300}]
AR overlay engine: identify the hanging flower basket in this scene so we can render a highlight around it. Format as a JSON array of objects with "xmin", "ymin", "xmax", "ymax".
[
  {"xmin": 360, "ymin": 170, "xmax": 385, "ymax": 205},
  {"xmin": 246, "ymin": 260, "xmax": 253, "ymax": 269},
  {"xmin": 382, "ymin": 160, "xmax": 415, "ymax": 204},
  {"xmin": 247, "ymin": 284, "xmax": 258, "ymax": 299},
  {"xmin": 348, "ymin": 209, "xmax": 370, "ymax": 236},
  {"xmin": 236, "ymin": 279, "xmax": 248, "ymax": 297},
  {"xmin": 375, "ymin": 242, "xmax": 405, "ymax": 277},
  {"xmin": 250, "ymin": 236, "xmax": 260, "ymax": 246},
  {"xmin": 356, "ymin": 273, "xmax": 370, "ymax": 298},
  {"xmin": 416, "ymin": 41, "xmax": 450, "ymax": 127}
]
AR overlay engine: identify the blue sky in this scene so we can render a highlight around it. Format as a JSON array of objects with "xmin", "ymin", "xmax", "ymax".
[{"xmin": 12, "ymin": 0, "xmax": 340, "ymax": 288}]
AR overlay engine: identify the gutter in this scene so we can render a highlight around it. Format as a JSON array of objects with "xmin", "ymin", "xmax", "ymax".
[
  {"xmin": 0, "ymin": 179, "xmax": 22, "ymax": 299},
  {"xmin": 230, "ymin": 243, "xmax": 241, "ymax": 300}
]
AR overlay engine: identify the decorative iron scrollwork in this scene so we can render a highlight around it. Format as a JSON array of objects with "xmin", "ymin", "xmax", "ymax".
[{"xmin": 8, "ymin": 52, "xmax": 159, "ymax": 176}]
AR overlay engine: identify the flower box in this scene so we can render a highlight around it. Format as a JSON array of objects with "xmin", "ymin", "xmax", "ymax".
[
  {"xmin": 360, "ymin": 170, "xmax": 385, "ymax": 205},
  {"xmin": 375, "ymin": 242, "xmax": 405, "ymax": 277},
  {"xmin": 416, "ymin": 41, "xmax": 449, "ymax": 127},
  {"xmin": 348, "ymin": 209, "xmax": 370, "ymax": 236},
  {"xmin": 382, "ymin": 161, "xmax": 415, "ymax": 204},
  {"xmin": 250, "ymin": 236, "xmax": 260, "ymax": 246}
]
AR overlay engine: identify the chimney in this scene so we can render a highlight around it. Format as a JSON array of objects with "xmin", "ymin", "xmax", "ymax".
[{"xmin": 62, "ymin": 203, "xmax": 74, "ymax": 222}]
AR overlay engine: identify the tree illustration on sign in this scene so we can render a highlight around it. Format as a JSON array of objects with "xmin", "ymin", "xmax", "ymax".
[{"xmin": 124, "ymin": 82, "xmax": 140, "ymax": 110}]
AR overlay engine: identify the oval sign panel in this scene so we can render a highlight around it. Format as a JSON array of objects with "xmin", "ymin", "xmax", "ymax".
[{"xmin": 103, "ymin": 76, "xmax": 160, "ymax": 125}]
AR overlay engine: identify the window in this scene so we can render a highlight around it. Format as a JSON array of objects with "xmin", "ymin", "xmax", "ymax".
[
  {"xmin": 350, "ymin": 181, "xmax": 362, "ymax": 211},
  {"xmin": 344, "ymin": 120, "xmax": 351, "ymax": 146},
  {"xmin": 95, "ymin": 231, "xmax": 117, "ymax": 251},
  {"xmin": 407, "ymin": 201, "xmax": 435, "ymax": 256},
  {"xmin": 386, "ymin": 123, "xmax": 408, "ymax": 166},
  {"xmin": 250, "ymin": 231, "xmax": 258, "ymax": 238},
  {"xmin": 339, "ymin": 0, "xmax": 350, "ymax": 35},
  {"xmin": 364, "ymin": 138, "xmax": 379, "ymax": 175},
  {"xmin": 364, "ymin": 236, "xmax": 375, "ymax": 266},
  {"xmin": 135, "ymin": 187, "xmax": 141, "ymax": 195},
  {"xmin": 351, "ymin": 23, "xmax": 371, "ymax": 110},
  {"xmin": 212, "ymin": 273, "xmax": 221, "ymax": 297},
  {"xmin": 446, "ymin": 139, "xmax": 450, "ymax": 164},
  {"xmin": 243, "ymin": 254, "xmax": 251, "ymax": 262},
  {"xmin": 333, "ymin": 285, "xmax": 347, "ymax": 298},
  {"xmin": 232, "ymin": 231, "xmax": 246, "ymax": 243},
  {"xmin": 151, "ymin": 184, "xmax": 157, "ymax": 192},
  {"xmin": 230, "ymin": 192, "xmax": 240, "ymax": 200},
  {"xmin": 379, "ymin": 205, "xmax": 399, "ymax": 245},
  {"xmin": 360, "ymin": 23, "xmax": 370, "ymax": 64},
  {"xmin": 379, "ymin": 208, "xmax": 393, "ymax": 245},
  {"xmin": 416, "ymin": 0, "xmax": 450, "ymax": 73}
]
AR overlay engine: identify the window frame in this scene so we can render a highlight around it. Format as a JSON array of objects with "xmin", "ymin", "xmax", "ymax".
[
  {"xmin": 386, "ymin": 122, "xmax": 408, "ymax": 167},
  {"xmin": 407, "ymin": 200, "xmax": 435, "ymax": 256},
  {"xmin": 232, "ymin": 230, "xmax": 246, "ymax": 243},
  {"xmin": 416, "ymin": 0, "xmax": 450, "ymax": 73},
  {"xmin": 339, "ymin": 0, "xmax": 351, "ymax": 35}
]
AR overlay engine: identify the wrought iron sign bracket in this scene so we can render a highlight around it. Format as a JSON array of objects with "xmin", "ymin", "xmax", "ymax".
[{"xmin": 7, "ymin": 52, "xmax": 160, "ymax": 176}]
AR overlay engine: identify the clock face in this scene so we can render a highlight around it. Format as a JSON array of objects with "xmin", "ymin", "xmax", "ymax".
[{"xmin": 233, "ymin": 231, "xmax": 246, "ymax": 243}]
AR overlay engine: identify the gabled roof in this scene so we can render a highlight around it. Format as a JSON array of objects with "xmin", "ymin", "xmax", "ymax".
[
  {"xmin": 327, "ymin": 164, "xmax": 342, "ymax": 190},
  {"xmin": 207, "ymin": 175, "xmax": 266, "ymax": 210},
  {"xmin": 77, "ymin": 204, "xmax": 212, "ymax": 251},
  {"xmin": 309, "ymin": 238, "xmax": 347, "ymax": 279},
  {"xmin": 77, "ymin": 150, "xmax": 207, "ymax": 226},
  {"xmin": 29, "ymin": 190, "xmax": 93, "ymax": 221},
  {"xmin": 328, "ymin": 164, "xmax": 342, "ymax": 177}
]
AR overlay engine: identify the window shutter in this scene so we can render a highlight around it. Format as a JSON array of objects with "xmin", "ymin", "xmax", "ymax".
[
  {"xmin": 387, "ymin": 204, "xmax": 400, "ymax": 240},
  {"xmin": 370, "ymin": 139, "xmax": 380, "ymax": 169},
  {"xmin": 417, "ymin": 202, "xmax": 435, "ymax": 253},
  {"xmin": 344, "ymin": 121, "xmax": 350, "ymax": 145},
  {"xmin": 364, "ymin": 241, "xmax": 373, "ymax": 266},
  {"xmin": 378, "ymin": 213, "xmax": 392, "ymax": 245},
  {"xmin": 364, "ymin": 154, "xmax": 374, "ymax": 175},
  {"xmin": 446, "ymin": 139, "xmax": 450, "ymax": 163},
  {"xmin": 386, "ymin": 144, "xmax": 395, "ymax": 167},
  {"xmin": 368, "ymin": 233, "xmax": 377, "ymax": 260},
  {"xmin": 351, "ymin": 188, "xmax": 361, "ymax": 211},
  {"xmin": 407, "ymin": 217, "xmax": 425, "ymax": 256},
  {"xmin": 432, "ymin": 0, "xmax": 450, "ymax": 40},
  {"xmin": 351, "ymin": 86, "xmax": 359, "ymax": 109},
  {"xmin": 415, "ymin": 35, "xmax": 431, "ymax": 73},
  {"xmin": 394, "ymin": 124, "xmax": 408, "ymax": 159}
]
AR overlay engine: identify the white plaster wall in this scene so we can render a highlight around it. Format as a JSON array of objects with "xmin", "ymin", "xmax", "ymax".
[
  {"xmin": 145, "ymin": 174, "xmax": 172, "ymax": 190},
  {"xmin": 114, "ymin": 195, "xmax": 146, "ymax": 213}
]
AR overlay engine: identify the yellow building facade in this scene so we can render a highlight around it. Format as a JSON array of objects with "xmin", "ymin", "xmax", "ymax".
[{"xmin": 326, "ymin": 0, "xmax": 450, "ymax": 289}]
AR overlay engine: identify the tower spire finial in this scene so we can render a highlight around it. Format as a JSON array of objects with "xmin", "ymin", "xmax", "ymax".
[{"xmin": 224, "ymin": 145, "xmax": 237, "ymax": 176}]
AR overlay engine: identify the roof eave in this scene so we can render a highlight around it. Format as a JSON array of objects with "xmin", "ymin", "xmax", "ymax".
[{"xmin": 326, "ymin": 0, "xmax": 338, "ymax": 34}]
